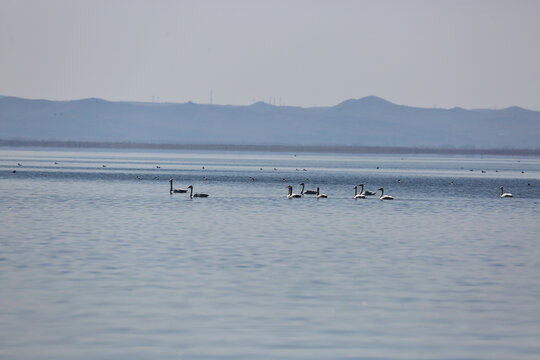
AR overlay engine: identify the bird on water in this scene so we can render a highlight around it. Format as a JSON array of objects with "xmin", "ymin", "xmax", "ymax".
[
  {"xmin": 499, "ymin": 186, "xmax": 513, "ymax": 198},
  {"xmin": 300, "ymin": 182, "xmax": 317, "ymax": 195},
  {"xmin": 188, "ymin": 185, "xmax": 209, "ymax": 198},
  {"xmin": 169, "ymin": 178, "xmax": 188, "ymax": 193},
  {"xmin": 378, "ymin": 188, "xmax": 394, "ymax": 200},
  {"xmin": 359, "ymin": 183, "xmax": 376, "ymax": 196},
  {"xmin": 354, "ymin": 186, "xmax": 366, "ymax": 199},
  {"xmin": 287, "ymin": 185, "xmax": 302, "ymax": 199},
  {"xmin": 316, "ymin": 187, "xmax": 328, "ymax": 198}
]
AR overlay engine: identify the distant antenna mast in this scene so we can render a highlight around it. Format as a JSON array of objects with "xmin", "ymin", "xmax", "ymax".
[{"xmin": 210, "ymin": 90, "xmax": 213, "ymax": 105}]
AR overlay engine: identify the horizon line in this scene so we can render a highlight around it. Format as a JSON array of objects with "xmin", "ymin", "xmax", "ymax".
[{"xmin": 0, "ymin": 94, "xmax": 535, "ymax": 112}]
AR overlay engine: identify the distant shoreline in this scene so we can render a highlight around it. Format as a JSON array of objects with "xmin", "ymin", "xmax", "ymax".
[{"xmin": 1, "ymin": 139, "xmax": 539, "ymax": 156}]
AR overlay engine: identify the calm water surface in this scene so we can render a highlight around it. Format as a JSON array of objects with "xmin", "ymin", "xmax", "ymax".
[{"xmin": 1, "ymin": 148, "xmax": 539, "ymax": 359}]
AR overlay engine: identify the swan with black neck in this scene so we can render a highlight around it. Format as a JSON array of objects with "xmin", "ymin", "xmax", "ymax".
[
  {"xmin": 287, "ymin": 185, "xmax": 302, "ymax": 198},
  {"xmin": 169, "ymin": 178, "xmax": 187, "ymax": 193},
  {"xmin": 316, "ymin": 187, "xmax": 328, "ymax": 198},
  {"xmin": 300, "ymin": 182, "xmax": 317, "ymax": 195},
  {"xmin": 354, "ymin": 186, "xmax": 366, "ymax": 199},
  {"xmin": 499, "ymin": 186, "xmax": 513, "ymax": 198},
  {"xmin": 359, "ymin": 184, "xmax": 376, "ymax": 196},
  {"xmin": 188, "ymin": 185, "xmax": 209, "ymax": 198},
  {"xmin": 378, "ymin": 187, "xmax": 394, "ymax": 200}
]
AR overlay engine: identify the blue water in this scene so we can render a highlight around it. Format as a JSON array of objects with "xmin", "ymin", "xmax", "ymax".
[{"xmin": 1, "ymin": 148, "xmax": 540, "ymax": 359}]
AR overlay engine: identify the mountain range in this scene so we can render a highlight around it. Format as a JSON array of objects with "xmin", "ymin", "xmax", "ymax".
[{"xmin": 1, "ymin": 95, "xmax": 539, "ymax": 149}]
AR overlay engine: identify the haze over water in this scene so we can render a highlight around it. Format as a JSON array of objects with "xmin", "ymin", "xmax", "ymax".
[{"xmin": 1, "ymin": 148, "xmax": 539, "ymax": 359}]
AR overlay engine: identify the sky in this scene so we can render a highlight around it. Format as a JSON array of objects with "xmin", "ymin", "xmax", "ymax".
[{"xmin": 1, "ymin": 0, "xmax": 540, "ymax": 110}]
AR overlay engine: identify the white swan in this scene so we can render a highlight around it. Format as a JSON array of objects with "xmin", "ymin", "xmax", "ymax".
[
  {"xmin": 300, "ymin": 182, "xmax": 317, "ymax": 195},
  {"xmin": 287, "ymin": 185, "xmax": 302, "ymax": 198},
  {"xmin": 354, "ymin": 186, "xmax": 366, "ymax": 199},
  {"xmin": 169, "ymin": 178, "xmax": 187, "ymax": 193},
  {"xmin": 188, "ymin": 185, "xmax": 209, "ymax": 198},
  {"xmin": 500, "ymin": 186, "xmax": 513, "ymax": 198},
  {"xmin": 316, "ymin": 187, "xmax": 328, "ymax": 198},
  {"xmin": 378, "ymin": 187, "xmax": 394, "ymax": 200}
]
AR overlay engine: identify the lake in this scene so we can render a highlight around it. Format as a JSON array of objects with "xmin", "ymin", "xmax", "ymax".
[{"xmin": 1, "ymin": 148, "xmax": 539, "ymax": 359}]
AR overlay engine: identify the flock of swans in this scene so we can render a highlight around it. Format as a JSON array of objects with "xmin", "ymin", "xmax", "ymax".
[
  {"xmin": 293, "ymin": 185, "xmax": 514, "ymax": 199},
  {"xmin": 287, "ymin": 185, "xmax": 328, "ymax": 199},
  {"xmin": 171, "ymin": 177, "xmax": 515, "ymax": 200},
  {"xmin": 11, "ymin": 162, "xmax": 518, "ymax": 200},
  {"xmin": 171, "ymin": 177, "xmax": 391, "ymax": 200},
  {"xmin": 289, "ymin": 183, "xmax": 389, "ymax": 200}
]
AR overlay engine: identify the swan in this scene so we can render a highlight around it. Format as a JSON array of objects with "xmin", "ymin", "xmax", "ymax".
[
  {"xmin": 378, "ymin": 187, "xmax": 394, "ymax": 200},
  {"xmin": 188, "ymin": 185, "xmax": 209, "ymax": 198},
  {"xmin": 300, "ymin": 182, "xmax": 317, "ymax": 195},
  {"xmin": 500, "ymin": 186, "xmax": 513, "ymax": 198},
  {"xmin": 316, "ymin": 187, "xmax": 328, "ymax": 198},
  {"xmin": 354, "ymin": 186, "xmax": 366, "ymax": 199},
  {"xmin": 169, "ymin": 178, "xmax": 187, "ymax": 193},
  {"xmin": 358, "ymin": 184, "xmax": 376, "ymax": 196},
  {"xmin": 287, "ymin": 185, "xmax": 302, "ymax": 198},
  {"xmin": 359, "ymin": 184, "xmax": 376, "ymax": 195}
]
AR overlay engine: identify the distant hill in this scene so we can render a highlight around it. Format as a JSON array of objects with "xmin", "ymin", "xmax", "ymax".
[{"xmin": 1, "ymin": 95, "xmax": 539, "ymax": 148}]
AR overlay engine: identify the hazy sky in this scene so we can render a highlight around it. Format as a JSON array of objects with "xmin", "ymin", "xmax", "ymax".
[{"xmin": 1, "ymin": 0, "xmax": 540, "ymax": 110}]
